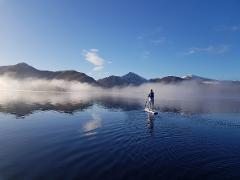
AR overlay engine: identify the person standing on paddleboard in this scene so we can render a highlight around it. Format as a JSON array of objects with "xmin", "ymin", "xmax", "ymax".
[{"xmin": 148, "ymin": 89, "xmax": 154, "ymax": 110}]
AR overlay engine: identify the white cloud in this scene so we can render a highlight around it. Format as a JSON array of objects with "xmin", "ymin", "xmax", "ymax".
[
  {"xmin": 83, "ymin": 49, "xmax": 105, "ymax": 66},
  {"xmin": 93, "ymin": 66, "xmax": 104, "ymax": 71},
  {"xmin": 83, "ymin": 49, "xmax": 106, "ymax": 71},
  {"xmin": 185, "ymin": 45, "xmax": 230, "ymax": 55}
]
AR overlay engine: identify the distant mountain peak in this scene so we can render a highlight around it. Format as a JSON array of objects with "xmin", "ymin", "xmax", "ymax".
[
  {"xmin": 124, "ymin": 72, "xmax": 137, "ymax": 76},
  {"xmin": 14, "ymin": 62, "xmax": 37, "ymax": 70},
  {"xmin": 182, "ymin": 74, "xmax": 213, "ymax": 81},
  {"xmin": 17, "ymin": 62, "xmax": 29, "ymax": 65},
  {"xmin": 122, "ymin": 72, "xmax": 146, "ymax": 80},
  {"xmin": 149, "ymin": 76, "xmax": 184, "ymax": 84},
  {"xmin": 182, "ymin": 74, "xmax": 202, "ymax": 79},
  {"xmin": 97, "ymin": 72, "xmax": 147, "ymax": 87},
  {"xmin": 121, "ymin": 72, "xmax": 147, "ymax": 85},
  {"xmin": 16, "ymin": 62, "xmax": 32, "ymax": 67},
  {"xmin": 122, "ymin": 72, "xmax": 141, "ymax": 77},
  {"xmin": 182, "ymin": 74, "xmax": 192, "ymax": 79}
]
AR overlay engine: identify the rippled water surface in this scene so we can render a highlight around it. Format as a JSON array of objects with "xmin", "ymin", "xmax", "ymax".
[{"xmin": 0, "ymin": 92, "xmax": 240, "ymax": 180}]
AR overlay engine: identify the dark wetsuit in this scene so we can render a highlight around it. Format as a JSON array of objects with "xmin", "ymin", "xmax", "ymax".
[{"xmin": 148, "ymin": 91, "xmax": 154, "ymax": 109}]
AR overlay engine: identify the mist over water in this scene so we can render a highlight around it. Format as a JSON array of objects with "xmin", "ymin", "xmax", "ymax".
[
  {"xmin": 0, "ymin": 75, "xmax": 240, "ymax": 117},
  {"xmin": 0, "ymin": 75, "xmax": 240, "ymax": 97}
]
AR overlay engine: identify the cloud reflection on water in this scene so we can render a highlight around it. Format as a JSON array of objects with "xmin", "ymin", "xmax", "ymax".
[{"xmin": 83, "ymin": 113, "xmax": 102, "ymax": 136}]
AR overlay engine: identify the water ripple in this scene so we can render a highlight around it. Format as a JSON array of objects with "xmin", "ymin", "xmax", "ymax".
[{"xmin": 0, "ymin": 104, "xmax": 240, "ymax": 179}]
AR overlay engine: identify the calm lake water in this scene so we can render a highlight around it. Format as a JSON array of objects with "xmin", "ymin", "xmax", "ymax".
[{"xmin": 0, "ymin": 91, "xmax": 240, "ymax": 180}]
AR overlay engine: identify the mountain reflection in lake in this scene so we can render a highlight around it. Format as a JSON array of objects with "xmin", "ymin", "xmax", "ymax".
[
  {"xmin": 1, "ymin": 91, "xmax": 240, "ymax": 117},
  {"xmin": 0, "ymin": 91, "xmax": 240, "ymax": 180}
]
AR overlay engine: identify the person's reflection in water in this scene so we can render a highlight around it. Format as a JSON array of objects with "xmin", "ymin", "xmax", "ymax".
[{"xmin": 147, "ymin": 113, "xmax": 155, "ymax": 135}]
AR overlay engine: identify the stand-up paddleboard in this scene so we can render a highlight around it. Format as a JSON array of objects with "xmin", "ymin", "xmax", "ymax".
[{"xmin": 144, "ymin": 107, "xmax": 158, "ymax": 115}]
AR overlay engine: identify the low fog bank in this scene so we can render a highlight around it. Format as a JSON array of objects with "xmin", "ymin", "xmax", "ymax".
[
  {"xmin": 0, "ymin": 75, "xmax": 97, "ymax": 92},
  {"xmin": 0, "ymin": 75, "xmax": 240, "ymax": 101},
  {"xmin": 1, "ymin": 76, "xmax": 240, "ymax": 117}
]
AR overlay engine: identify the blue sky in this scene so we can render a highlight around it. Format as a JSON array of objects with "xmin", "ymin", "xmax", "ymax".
[{"xmin": 0, "ymin": 0, "xmax": 240, "ymax": 80}]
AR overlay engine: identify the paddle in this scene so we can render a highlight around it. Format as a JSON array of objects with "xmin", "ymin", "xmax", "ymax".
[
  {"xmin": 144, "ymin": 100, "xmax": 147, "ymax": 108},
  {"xmin": 144, "ymin": 98, "xmax": 150, "ymax": 109}
]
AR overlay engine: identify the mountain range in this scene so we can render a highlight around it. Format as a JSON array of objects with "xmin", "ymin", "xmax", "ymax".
[
  {"xmin": 0, "ymin": 62, "xmax": 97, "ymax": 84},
  {"xmin": 0, "ymin": 63, "xmax": 238, "ymax": 87}
]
